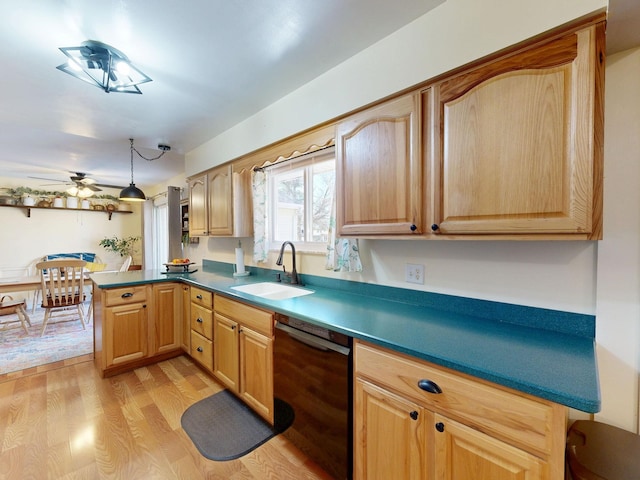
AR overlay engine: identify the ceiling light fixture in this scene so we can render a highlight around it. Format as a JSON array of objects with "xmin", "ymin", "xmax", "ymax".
[
  {"xmin": 119, "ymin": 138, "xmax": 171, "ymax": 202},
  {"xmin": 66, "ymin": 186, "xmax": 95, "ymax": 198},
  {"xmin": 56, "ymin": 40, "xmax": 152, "ymax": 94}
]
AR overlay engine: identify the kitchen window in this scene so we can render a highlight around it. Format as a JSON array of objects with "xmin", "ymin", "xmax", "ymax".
[{"xmin": 266, "ymin": 149, "xmax": 335, "ymax": 253}]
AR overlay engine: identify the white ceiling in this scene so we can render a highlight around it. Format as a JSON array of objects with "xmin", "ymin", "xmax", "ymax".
[
  {"xmin": 0, "ymin": 0, "xmax": 637, "ymax": 193},
  {"xmin": 0, "ymin": 0, "xmax": 444, "ymax": 191}
]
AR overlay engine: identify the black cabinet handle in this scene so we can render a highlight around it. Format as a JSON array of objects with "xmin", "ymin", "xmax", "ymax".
[
  {"xmin": 410, "ymin": 224, "xmax": 417, "ymax": 232},
  {"xmin": 121, "ymin": 292, "xmax": 133, "ymax": 298},
  {"xmin": 196, "ymin": 346, "xmax": 203, "ymax": 353},
  {"xmin": 431, "ymin": 224, "xmax": 439, "ymax": 232},
  {"xmin": 409, "ymin": 411, "xmax": 418, "ymax": 421},
  {"xmin": 435, "ymin": 422, "xmax": 445, "ymax": 432},
  {"xmin": 196, "ymin": 317, "xmax": 203, "ymax": 323},
  {"xmin": 231, "ymin": 325, "xmax": 236, "ymax": 330},
  {"xmin": 196, "ymin": 294, "xmax": 203, "ymax": 300},
  {"xmin": 143, "ymin": 305, "xmax": 147, "ymax": 308},
  {"xmin": 418, "ymin": 379, "xmax": 442, "ymax": 394}
]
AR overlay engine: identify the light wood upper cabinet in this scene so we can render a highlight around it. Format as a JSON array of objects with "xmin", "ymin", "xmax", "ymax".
[
  {"xmin": 188, "ymin": 174, "xmax": 208, "ymax": 236},
  {"xmin": 431, "ymin": 23, "xmax": 604, "ymax": 238},
  {"xmin": 207, "ymin": 164, "xmax": 233, "ymax": 236},
  {"xmin": 336, "ymin": 93, "xmax": 423, "ymax": 236},
  {"xmin": 188, "ymin": 165, "xmax": 253, "ymax": 237}
]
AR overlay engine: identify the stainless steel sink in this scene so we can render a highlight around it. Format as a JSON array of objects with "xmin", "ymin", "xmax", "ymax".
[{"xmin": 230, "ymin": 282, "xmax": 314, "ymax": 300}]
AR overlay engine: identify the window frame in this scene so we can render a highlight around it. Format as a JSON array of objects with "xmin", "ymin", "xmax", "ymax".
[{"xmin": 266, "ymin": 148, "xmax": 335, "ymax": 254}]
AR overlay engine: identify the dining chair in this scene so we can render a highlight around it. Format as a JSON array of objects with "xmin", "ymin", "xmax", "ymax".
[
  {"xmin": 0, "ymin": 295, "xmax": 31, "ymax": 334},
  {"xmin": 35, "ymin": 259, "xmax": 87, "ymax": 336}
]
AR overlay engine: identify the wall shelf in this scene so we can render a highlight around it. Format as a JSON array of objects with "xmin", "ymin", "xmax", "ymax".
[{"xmin": 0, "ymin": 204, "xmax": 133, "ymax": 220}]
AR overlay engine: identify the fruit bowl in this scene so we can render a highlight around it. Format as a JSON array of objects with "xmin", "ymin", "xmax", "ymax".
[{"xmin": 162, "ymin": 260, "xmax": 197, "ymax": 274}]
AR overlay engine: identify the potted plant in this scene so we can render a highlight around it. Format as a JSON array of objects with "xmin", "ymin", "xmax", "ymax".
[{"xmin": 98, "ymin": 236, "xmax": 141, "ymax": 269}]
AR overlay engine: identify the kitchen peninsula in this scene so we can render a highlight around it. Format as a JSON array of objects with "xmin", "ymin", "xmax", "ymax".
[
  {"xmin": 92, "ymin": 259, "xmax": 599, "ymax": 479},
  {"xmin": 91, "ymin": 259, "xmax": 599, "ymax": 411}
]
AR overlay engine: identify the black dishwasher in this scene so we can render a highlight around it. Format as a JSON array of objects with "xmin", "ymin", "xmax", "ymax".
[{"xmin": 274, "ymin": 314, "xmax": 352, "ymax": 480}]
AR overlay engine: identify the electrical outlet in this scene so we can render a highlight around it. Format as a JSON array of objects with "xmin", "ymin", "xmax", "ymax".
[{"xmin": 405, "ymin": 263, "xmax": 425, "ymax": 284}]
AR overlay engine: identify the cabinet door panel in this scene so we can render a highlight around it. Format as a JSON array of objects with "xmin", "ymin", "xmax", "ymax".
[
  {"xmin": 105, "ymin": 302, "xmax": 147, "ymax": 366},
  {"xmin": 433, "ymin": 26, "xmax": 599, "ymax": 236},
  {"xmin": 189, "ymin": 175, "xmax": 208, "ymax": 235},
  {"xmin": 355, "ymin": 379, "xmax": 430, "ymax": 480},
  {"xmin": 181, "ymin": 286, "xmax": 190, "ymax": 352},
  {"xmin": 208, "ymin": 164, "xmax": 233, "ymax": 236},
  {"xmin": 434, "ymin": 414, "xmax": 546, "ymax": 480},
  {"xmin": 152, "ymin": 283, "xmax": 181, "ymax": 355},
  {"xmin": 239, "ymin": 327, "xmax": 273, "ymax": 423},
  {"xmin": 214, "ymin": 313, "xmax": 239, "ymax": 391},
  {"xmin": 336, "ymin": 94, "xmax": 422, "ymax": 236}
]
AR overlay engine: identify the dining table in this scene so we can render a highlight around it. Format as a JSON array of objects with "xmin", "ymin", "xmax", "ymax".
[{"xmin": 0, "ymin": 275, "xmax": 42, "ymax": 294}]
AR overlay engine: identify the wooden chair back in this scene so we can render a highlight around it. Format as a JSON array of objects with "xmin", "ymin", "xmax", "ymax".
[{"xmin": 35, "ymin": 259, "xmax": 87, "ymax": 308}]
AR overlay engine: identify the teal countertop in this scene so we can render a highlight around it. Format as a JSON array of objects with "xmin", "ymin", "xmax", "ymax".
[{"xmin": 91, "ymin": 261, "xmax": 600, "ymax": 413}]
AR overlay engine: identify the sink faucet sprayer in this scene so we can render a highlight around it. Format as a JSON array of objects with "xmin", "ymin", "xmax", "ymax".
[{"xmin": 276, "ymin": 241, "xmax": 300, "ymax": 285}]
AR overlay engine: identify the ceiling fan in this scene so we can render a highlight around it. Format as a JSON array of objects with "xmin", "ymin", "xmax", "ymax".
[{"xmin": 29, "ymin": 172, "xmax": 126, "ymax": 192}]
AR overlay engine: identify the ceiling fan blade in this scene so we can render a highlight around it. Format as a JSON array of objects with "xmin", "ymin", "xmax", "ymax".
[
  {"xmin": 86, "ymin": 184, "xmax": 102, "ymax": 192},
  {"xmin": 28, "ymin": 176, "xmax": 69, "ymax": 184},
  {"xmin": 94, "ymin": 182, "xmax": 126, "ymax": 189}
]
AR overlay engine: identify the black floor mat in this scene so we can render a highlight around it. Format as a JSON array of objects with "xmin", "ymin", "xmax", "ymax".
[{"xmin": 181, "ymin": 390, "xmax": 294, "ymax": 461}]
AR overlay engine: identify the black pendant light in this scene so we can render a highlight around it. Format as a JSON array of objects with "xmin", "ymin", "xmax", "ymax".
[
  {"xmin": 119, "ymin": 139, "xmax": 147, "ymax": 201},
  {"xmin": 119, "ymin": 139, "xmax": 171, "ymax": 202}
]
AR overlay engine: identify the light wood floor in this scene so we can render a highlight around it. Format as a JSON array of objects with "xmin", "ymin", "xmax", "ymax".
[{"xmin": 0, "ymin": 354, "xmax": 334, "ymax": 479}]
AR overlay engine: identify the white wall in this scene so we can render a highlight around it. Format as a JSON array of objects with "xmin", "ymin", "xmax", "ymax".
[
  {"xmin": 595, "ymin": 46, "xmax": 640, "ymax": 432},
  {"xmin": 186, "ymin": 0, "xmax": 606, "ymax": 175},
  {"xmin": 0, "ymin": 178, "xmax": 142, "ymax": 272}
]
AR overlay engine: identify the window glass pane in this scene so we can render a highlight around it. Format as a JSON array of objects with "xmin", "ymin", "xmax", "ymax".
[
  {"xmin": 311, "ymin": 159, "xmax": 335, "ymax": 243},
  {"xmin": 274, "ymin": 169, "xmax": 304, "ymax": 242}
]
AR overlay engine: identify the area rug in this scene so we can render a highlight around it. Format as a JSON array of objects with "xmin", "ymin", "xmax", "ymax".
[
  {"xmin": 0, "ymin": 303, "xmax": 93, "ymax": 374},
  {"xmin": 181, "ymin": 390, "xmax": 294, "ymax": 461}
]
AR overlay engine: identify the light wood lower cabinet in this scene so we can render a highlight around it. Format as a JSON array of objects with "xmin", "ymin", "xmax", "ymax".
[
  {"xmin": 180, "ymin": 285, "xmax": 190, "ymax": 352},
  {"xmin": 356, "ymin": 379, "xmax": 430, "ymax": 479},
  {"xmin": 213, "ymin": 295, "xmax": 274, "ymax": 423},
  {"xmin": 354, "ymin": 341, "xmax": 566, "ymax": 480},
  {"xmin": 433, "ymin": 414, "xmax": 545, "ymax": 480},
  {"xmin": 104, "ymin": 299, "xmax": 148, "ymax": 367},
  {"xmin": 94, "ymin": 282, "xmax": 183, "ymax": 377},
  {"xmin": 189, "ymin": 286, "xmax": 214, "ymax": 372},
  {"xmin": 213, "ymin": 312, "xmax": 239, "ymax": 390},
  {"xmin": 150, "ymin": 283, "xmax": 182, "ymax": 355}
]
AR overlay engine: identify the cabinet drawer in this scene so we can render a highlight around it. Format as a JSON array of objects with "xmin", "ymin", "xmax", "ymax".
[
  {"xmin": 104, "ymin": 286, "xmax": 147, "ymax": 307},
  {"xmin": 355, "ymin": 341, "xmax": 558, "ymax": 457},
  {"xmin": 190, "ymin": 286, "xmax": 213, "ymax": 308},
  {"xmin": 190, "ymin": 330, "xmax": 213, "ymax": 371},
  {"xmin": 191, "ymin": 303, "xmax": 213, "ymax": 340},
  {"xmin": 215, "ymin": 295, "xmax": 273, "ymax": 336}
]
